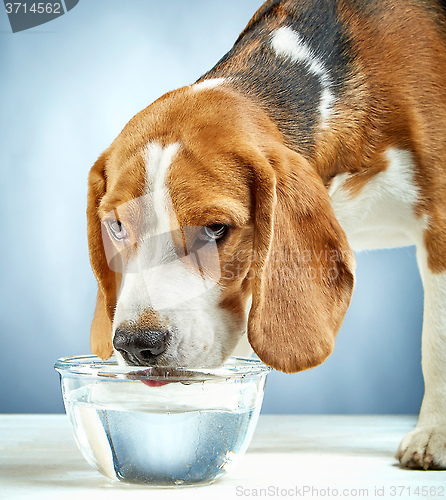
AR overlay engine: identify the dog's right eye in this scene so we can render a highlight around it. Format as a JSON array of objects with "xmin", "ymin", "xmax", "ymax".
[
  {"xmin": 198, "ymin": 224, "xmax": 229, "ymax": 243},
  {"xmin": 107, "ymin": 220, "xmax": 128, "ymax": 241}
]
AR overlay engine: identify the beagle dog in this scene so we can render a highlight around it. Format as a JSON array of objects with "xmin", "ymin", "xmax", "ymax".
[{"xmin": 87, "ymin": 0, "xmax": 446, "ymax": 469}]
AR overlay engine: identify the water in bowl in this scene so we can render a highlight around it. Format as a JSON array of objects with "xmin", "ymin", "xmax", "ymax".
[{"xmin": 63, "ymin": 379, "xmax": 262, "ymax": 486}]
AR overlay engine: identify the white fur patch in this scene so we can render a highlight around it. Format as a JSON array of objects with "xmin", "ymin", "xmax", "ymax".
[
  {"xmin": 191, "ymin": 78, "xmax": 228, "ymax": 92},
  {"xmin": 416, "ymin": 254, "xmax": 446, "ymax": 426},
  {"xmin": 328, "ymin": 148, "xmax": 427, "ymax": 250},
  {"xmin": 270, "ymin": 26, "xmax": 334, "ymax": 126}
]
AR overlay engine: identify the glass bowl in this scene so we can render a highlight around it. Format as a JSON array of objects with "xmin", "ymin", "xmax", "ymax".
[{"xmin": 55, "ymin": 355, "xmax": 270, "ymax": 486}]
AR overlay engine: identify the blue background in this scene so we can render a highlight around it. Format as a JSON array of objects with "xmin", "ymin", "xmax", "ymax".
[{"xmin": 0, "ymin": 0, "xmax": 424, "ymax": 414}]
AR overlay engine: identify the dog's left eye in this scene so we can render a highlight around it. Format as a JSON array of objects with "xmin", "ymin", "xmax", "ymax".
[
  {"xmin": 198, "ymin": 224, "xmax": 228, "ymax": 243},
  {"xmin": 107, "ymin": 220, "xmax": 128, "ymax": 241}
]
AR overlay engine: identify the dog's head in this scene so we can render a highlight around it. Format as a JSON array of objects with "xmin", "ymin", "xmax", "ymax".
[{"xmin": 87, "ymin": 84, "xmax": 355, "ymax": 373}]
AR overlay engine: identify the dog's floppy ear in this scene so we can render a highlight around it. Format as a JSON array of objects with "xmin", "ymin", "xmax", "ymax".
[
  {"xmin": 247, "ymin": 144, "xmax": 355, "ymax": 373},
  {"xmin": 87, "ymin": 151, "xmax": 119, "ymax": 360}
]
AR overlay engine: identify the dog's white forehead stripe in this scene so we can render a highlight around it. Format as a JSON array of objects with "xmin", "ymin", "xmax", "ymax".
[
  {"xmin": 144, "ymin": 141, "xmax": 180, "ymax": 233},
  {"xmin": 145, "ymin": 142, "xmax": 180, "ymax": 193},
  {"xmin": 270, "ymin": 26, "xmax": 334, "ymax": 125}
]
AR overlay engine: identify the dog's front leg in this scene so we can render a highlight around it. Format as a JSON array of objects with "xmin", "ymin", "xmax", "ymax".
[{"xmin": 396, "ymin": 247, "xmax": 446, "ymax": 470}]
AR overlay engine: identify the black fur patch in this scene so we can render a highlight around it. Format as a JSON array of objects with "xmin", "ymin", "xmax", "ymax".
[{"xmin": 200, "ymin": 0, "xmax": 354, "ymax": 155}]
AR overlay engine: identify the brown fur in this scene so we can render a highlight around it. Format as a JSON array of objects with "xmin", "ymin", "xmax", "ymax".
[
  {"xmin": 87, "ymin": 152, "xmax": 119, "ymax": 359},
  {"xmin": 116, "ymin": 309, "xmax": 169, "ymax": 335},
  {"xmin": 247, "ymin": 143, "xmax": 355, "ymax": 373}
]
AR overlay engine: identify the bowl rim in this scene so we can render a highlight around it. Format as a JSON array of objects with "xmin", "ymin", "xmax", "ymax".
[{"xmin": 54, "ymin": 355, "xmax": 271, "ymax": 381}]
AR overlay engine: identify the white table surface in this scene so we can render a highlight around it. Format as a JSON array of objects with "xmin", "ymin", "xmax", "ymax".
[{"xmin": 1, "ymin": 415, "xmax": 445, "ymax": 500}]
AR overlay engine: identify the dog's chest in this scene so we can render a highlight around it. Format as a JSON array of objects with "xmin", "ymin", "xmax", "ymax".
[{"xmin": 327, "ymin": 148, "xmax": 427, "ymax": 251}]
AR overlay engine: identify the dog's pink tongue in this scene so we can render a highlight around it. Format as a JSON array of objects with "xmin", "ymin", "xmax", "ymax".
[
  {"xmin": 141, "ymin": 369, "xmax": 170, "ymax": 387},
  {"xmin": 142, "ymin": 379, "xmax": 169, "ymax": 387}
]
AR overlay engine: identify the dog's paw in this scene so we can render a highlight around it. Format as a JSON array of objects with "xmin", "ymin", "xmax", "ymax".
[{"xmin": 396, "ymin": 425, "xmax": 446, "ymax": 470}]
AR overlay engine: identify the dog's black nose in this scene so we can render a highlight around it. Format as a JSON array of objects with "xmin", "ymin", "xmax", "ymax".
[{"xmin": 113, "ymin": 327, "xmax": 169, "ymax": 365}]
